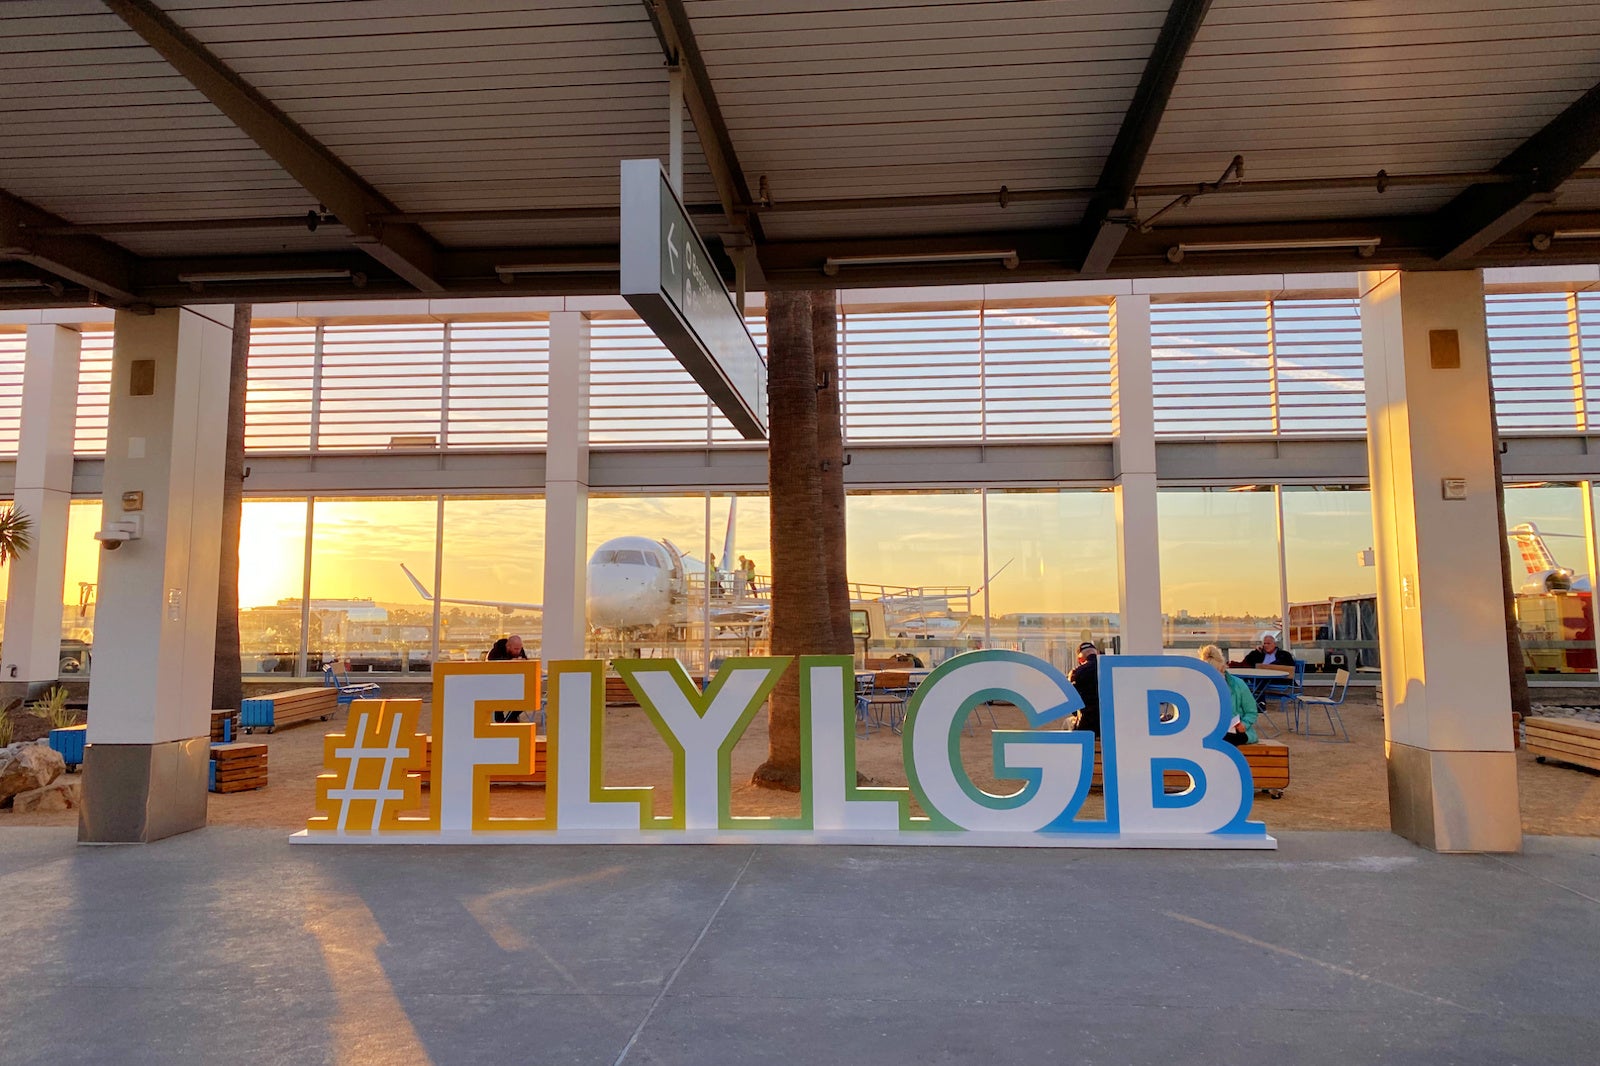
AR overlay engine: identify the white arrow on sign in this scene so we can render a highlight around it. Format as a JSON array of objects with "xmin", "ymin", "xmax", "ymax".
[{"xmin": 666, "ymin": 220, "xmax": 680, "ymax": 278}]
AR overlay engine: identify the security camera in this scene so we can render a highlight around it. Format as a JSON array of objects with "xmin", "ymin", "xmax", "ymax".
[{"xmin": 94, "ymin": 516, "xmax": 143, "ymax": 550}]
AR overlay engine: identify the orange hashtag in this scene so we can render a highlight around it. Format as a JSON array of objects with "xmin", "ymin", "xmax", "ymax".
[{"xmin": 307, "ymin": 699, "xmax": 427, "ymax": 834}]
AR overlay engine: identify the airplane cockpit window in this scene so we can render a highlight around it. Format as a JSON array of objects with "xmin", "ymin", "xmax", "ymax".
[
  {"xmin": 615, "ymin": 549, "xmax": 646, "ymax": 565},
  {"xmin": 592, "ymin": 549, "xmax": 617, "ymax": 564},
  {"xmin": 645, "ymin": 553, "xmax": 663, "ymax": 568}
]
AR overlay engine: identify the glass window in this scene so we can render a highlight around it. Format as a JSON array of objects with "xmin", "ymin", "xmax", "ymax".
[
  {"xmin": 1282, "ymin": 487, "xmax": 1378, "ymax": 673},
  {"xmin": 848, "ymin": 490, "xmax": 983, "ymax": 665},
  {"xmin": 308, "ymin": 497, "xmax": 438, "ymax": 674},
  {"xmin": 440, "ymin": 496, "xmax": 544, "ymax": 664},
  {"xmin": 60, "ymin": 500, "xmax": 103, "ymax": 677},
  {"xmin": 1507, "ymin": 483, "xmax": 1594, "ymax": 678},
  {"xmin": 586, "ymin": 494, "xmax": 713, "ymax": 663},
  {"xmin": 1158, "ymin": 487, "xmax": 1281, "ymax": 658},
  {"xmin": 0, "ymin": 499, "xmax": 103, "ymax": 676},
  {"xmin": 238, "ymin": 499, "xmax": 309, "ymax": 675},
  {"xmin": 983, "ymin": 489, "xmax": 1120, "ymax": 671}
]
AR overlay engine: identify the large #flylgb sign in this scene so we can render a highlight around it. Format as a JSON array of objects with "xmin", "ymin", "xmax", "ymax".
[{"xmin": 294, "ymin": 651, "xmax": 1274, "ymax": 849}]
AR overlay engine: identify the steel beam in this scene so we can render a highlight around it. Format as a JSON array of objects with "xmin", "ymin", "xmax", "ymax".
[
  {"xmin": 644, "ymin": 0, "xmax": 762, "ymax": 243},
  {"xmin": 0, "ymin": 190, "xmax": 140, "ymax": 304},
  {"xmin": 1075, "ymin": 0, "xmax": 1214, "ymax": 273},
  {"xmin": 1435, "ymin": 81, "xmax": 1600, "ymax": 264},
  {"xmin": 102, "ymin": 0, "xmax": 445, "ymax": 292}
]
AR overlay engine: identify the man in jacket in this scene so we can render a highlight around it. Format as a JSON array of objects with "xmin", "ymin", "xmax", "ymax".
[
  {"xmin": 1241, "ymin": 631, "xmax": 1295, "ymax": 669},
  {"xmin": 1069, "ymin": 641, "xmax": 1101, "ymax": 736}
]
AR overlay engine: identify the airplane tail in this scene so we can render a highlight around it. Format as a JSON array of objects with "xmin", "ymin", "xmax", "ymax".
[
  {"xmin": 400, "ymin": 563, "xmax": 434, "ymax": 601},
  {"xmin": 972, "ymin": 557, "xmax": 1015, "ymax": 596},
  {"xmin": 721, "ymin": 496, "xmax": 738, "ymax": 573},
  {"xmin": 1509, "ymin": 523, "xmax": 1559, "ymax": 575}
]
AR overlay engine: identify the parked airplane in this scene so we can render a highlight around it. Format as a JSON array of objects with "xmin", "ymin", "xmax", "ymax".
[
  {"xmin": 1509, "ymin": 522, "xmax": 1591, "ymax": 593},
  {"xmin": 401, "ymin": 499, "xmax": 755, "ymax": 632},
  {"xmin": 401, "ymin": 495, "xmax": 1008, "ymax": 638}
]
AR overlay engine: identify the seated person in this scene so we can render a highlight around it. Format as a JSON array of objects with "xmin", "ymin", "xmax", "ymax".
[
  {"xmin": 1068, "ymin": 641, "xmax": 1101, "ymax": 736},
  {"xmin": 487, "ymin": 634, "xmax": 529, "ymax": 721},
  {"xmin": 1241, "ymin": 631, "xmax": 1294, "ymax": 669},
  {"xmin": 1199, "ymin": 644, "xmax": 1258, "ymax": 746}
]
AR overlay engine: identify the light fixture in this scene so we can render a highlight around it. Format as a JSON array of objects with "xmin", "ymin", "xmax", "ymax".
[
  {"xmin": 495, "ymin": 262, "xmax": 618, "ymax": 283},
  {"xmin": 822, "ymin": 249, "xmax": 1020, "ymax": 275},
  {"xmin": 0, "ymin": 277, "xmax": 66, "ymax": 295},
  {"xmin": 176, "ymin": 268, "xmax": 366, "ymax": 290},
  {"xmin": 1165, "ymin": 237, "xmax": 1381, "ymax": 263},
  {"xmin": 1550, "ymin": 229, "xmax": 1600, "ymax": 240}
]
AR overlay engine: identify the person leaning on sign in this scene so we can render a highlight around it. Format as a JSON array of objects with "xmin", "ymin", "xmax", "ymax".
[
  {"xmin": 1068, "ymin": 641, "xmax": 1101, "ymax": 736},
  {"xmin": 487, "ymin": 634, "xmax": 529, "ymax": 723},
  {"xmin": 1200, "ymin": 644, "xmax": 1257, "ymax": 747},
  {"xmin": 1240, "ymin": 631, "xmax": 1294, "ymax": 669}
]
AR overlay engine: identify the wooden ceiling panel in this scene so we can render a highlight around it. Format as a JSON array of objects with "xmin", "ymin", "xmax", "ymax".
[{"xmin": 1147, "ymin": 1, "xmax": 1600, "ymax": 182}]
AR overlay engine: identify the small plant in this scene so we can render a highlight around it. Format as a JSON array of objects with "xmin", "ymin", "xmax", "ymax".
[
  {"xmin": 0, "ymin": 506, "xmax": 33, "ymax": 565},
  {"xmin": 28, "ymin": 686, "xmax": 77, "ymax": 730},
  {"xmin": 0, "ymin": 708, "xmax": 14, "ymax": 748}
]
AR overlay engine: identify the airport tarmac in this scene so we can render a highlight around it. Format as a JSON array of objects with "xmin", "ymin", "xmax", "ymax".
[{"xmin": 0, "ymin": 826, "xmax": 1596, "ymax": 1065}]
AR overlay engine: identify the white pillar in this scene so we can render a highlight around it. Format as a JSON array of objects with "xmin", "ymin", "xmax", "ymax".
[
  {"xmin": 80, "ymin": 306, "xmax": 232, "ymax": 844},
  {"xmin": 2, "ymin": 325, "xmax": 80, "ymax": 688},
  {"xmin": 541, "ymin": 311, "xmax": 590, "ymax": 660},
  {"xmin": 1361, "ymin": 269, "xmax": 1521, "ymax": 853},
  {"xmin": 1111, "ymin": 295, "xmax": 1163, "ymax": 654}
]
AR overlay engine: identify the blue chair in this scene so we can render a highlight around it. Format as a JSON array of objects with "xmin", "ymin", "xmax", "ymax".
[
  {"xmin": 1260, "ymin": 662, "xmax": 1303, "ymax": 733},
  {"xmin": 1296, "ymin": 668, "xmax": 1351, "ymax": 742}
]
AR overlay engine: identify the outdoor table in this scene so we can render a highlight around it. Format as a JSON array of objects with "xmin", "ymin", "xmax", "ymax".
[{"xmin": 1231, "ymin": 667, "xmax": 1293, "ymax": 701}]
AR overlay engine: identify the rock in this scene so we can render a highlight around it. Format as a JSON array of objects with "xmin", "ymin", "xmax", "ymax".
[
  {"xmin": 0, "ymin": 743, "xmax": 66, "ymax": 807},
  {"xmin": 11, "ymin": 778, "xmax": 79, "ymax": 814}
]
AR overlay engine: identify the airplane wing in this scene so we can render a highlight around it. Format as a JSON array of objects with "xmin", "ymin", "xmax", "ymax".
[{"xmin": 399, "ymin": 564, "xmax": 543, "ymax": 612}]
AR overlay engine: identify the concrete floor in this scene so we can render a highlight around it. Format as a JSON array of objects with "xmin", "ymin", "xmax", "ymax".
[{"xmin": 1, "ymin": 829, "xmax": 1596, "ymax": 1065}]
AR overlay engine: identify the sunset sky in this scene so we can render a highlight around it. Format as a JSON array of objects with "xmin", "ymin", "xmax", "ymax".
[{"xmin": 24, "ymin": 485, "xmax": 1580, "ymax": 631}]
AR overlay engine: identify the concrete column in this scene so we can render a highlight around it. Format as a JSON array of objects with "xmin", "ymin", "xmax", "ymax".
[
  {"xmin": 1360, "ymin": 269, "xmax": 1521, "ymax": 853},
  {"xmin": 1110, "ymin": 295, "xmax": 1163, "ymax": 654},
  {"xmin": 541, "ymin": 311, "xmax": 590, "ymax": 660},
  {"xmin": 2, "ymin": 325, "xmax": 80, "ymax": 691},
  {"xmin": 80, "ymin": 307, "xmax": 233, "ymax": 844}
]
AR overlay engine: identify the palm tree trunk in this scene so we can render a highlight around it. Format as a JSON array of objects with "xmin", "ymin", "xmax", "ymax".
[
  {"xmin": 813, "ymin": 289, "xmax": 853, "ymax": 655},
  {"xmin": 753, "ymin": 290, "xmax": 829, "ymax": 791},
  {"xmin": 211, "ymin": 304, "xmax": 250, "ymax": 712},
  {"xmin": 1490, "ymin": 406, "xmax": 1532, "ymax": 729}
]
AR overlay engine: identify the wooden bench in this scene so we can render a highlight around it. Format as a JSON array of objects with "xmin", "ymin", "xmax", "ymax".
[
  {"xmin": 1524, "ymin": 716, "xmax": 1600, "ymax": 773},
  {"xmin": 411, "ymin": 734, "xmax": 547, "ymax": 787},
  {"xmin": 240, "ymin": 687, "xmax": 337, "ymax": 733},
  {"xmin": 1088, "ymin": 739, "xmax": 1289, "ymax": 798},
  {"xmin": 605, "ymin": 675, "xmax": 636, "ymax": 706},
  {"xmin": 209, "ymin": 709, "xmax": 240, "ymax": 744},
  {"xmin": 209, "ymin": 742, "xmax": 268, "ymax": 793}
]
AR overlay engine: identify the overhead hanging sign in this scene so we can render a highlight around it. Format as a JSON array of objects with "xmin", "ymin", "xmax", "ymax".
[
  {"xmin": 293, "ymin": 652, "xmax": 1274, "ymax": 849},
  {"xmin": 620, "ymin": 158, "xmax": 767, "ymax": 439}
]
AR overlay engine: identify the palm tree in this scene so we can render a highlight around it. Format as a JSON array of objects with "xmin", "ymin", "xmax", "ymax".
[
  {"xmin": 211, "ymin": 304, "xmax": 250, "ymax": 712},
  {"xmin": 0, "ymin": 506, "xmax": 33, "ymax": 566},
  {"xmin": 753, "ymin": 290, "xmax": 832, "ymax": 791}
]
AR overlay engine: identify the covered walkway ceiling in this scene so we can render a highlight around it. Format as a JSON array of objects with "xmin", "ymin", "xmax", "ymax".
[{"xmin": 3, "ymin": 0, "xmax": 1600, "ymax": 308}]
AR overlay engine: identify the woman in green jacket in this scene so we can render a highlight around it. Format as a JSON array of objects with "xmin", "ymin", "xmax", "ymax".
[{"xmin": 1200, "ymin": 644, "xmax": 1257, "ymax": 746}]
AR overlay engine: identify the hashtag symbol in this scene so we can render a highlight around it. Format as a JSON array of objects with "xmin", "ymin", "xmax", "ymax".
[{"xmin": 308, "ymin": 699, "xmax": 426, "ymax": 834}]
